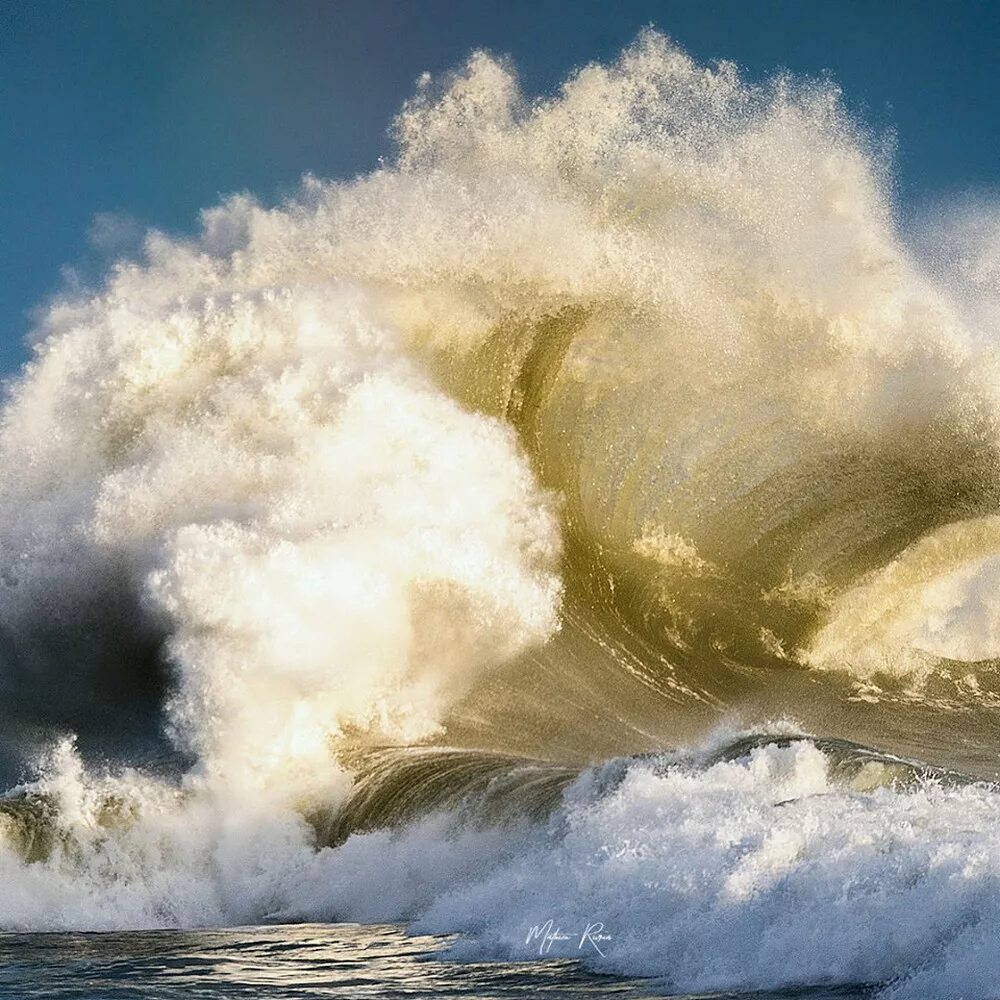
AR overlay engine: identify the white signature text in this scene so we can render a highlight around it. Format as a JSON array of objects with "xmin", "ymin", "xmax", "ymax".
[{"xmin": 525, "ymin": 919, "xmax": 612, "ymax": 957}]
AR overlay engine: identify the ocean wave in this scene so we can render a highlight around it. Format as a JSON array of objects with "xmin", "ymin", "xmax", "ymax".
[{"xmin": 0, "ymin": 28, "xmax": 999, "ymax": 997}]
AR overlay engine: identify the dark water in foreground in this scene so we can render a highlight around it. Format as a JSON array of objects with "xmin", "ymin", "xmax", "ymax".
[
  {"xmin": 0, "ymin": 923, "xmax": 874, "ymax": 1000},
  {"xmin": 0, "ymin": 923, "xmax": 643, "ymax": 999}
]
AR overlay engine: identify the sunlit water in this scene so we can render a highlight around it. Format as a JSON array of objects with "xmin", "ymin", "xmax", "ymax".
[{"xmin": 0, "ymin": 923, "xmax": 872, "ymax": 1000}]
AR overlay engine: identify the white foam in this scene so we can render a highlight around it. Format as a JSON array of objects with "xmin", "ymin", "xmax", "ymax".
[
  {"xmin": 390, "ymin": 738, "xmax": 1000, "ymax": 999},
  {"xmin": 9, "ymin": 732, "xmax": 1000, "ymax": 997}
]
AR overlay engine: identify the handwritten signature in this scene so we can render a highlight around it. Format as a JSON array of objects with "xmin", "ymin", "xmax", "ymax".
[{"xmin": 525, "ymin": 919, "xmax": 612, "ymax": 957}]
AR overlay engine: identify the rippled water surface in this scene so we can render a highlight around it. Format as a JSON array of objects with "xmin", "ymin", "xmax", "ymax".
[{"xmin": 0, "ymin": 923, "xmax": 875, "ymax": 1000}]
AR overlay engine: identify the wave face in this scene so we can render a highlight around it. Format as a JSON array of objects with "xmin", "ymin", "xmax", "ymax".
[{"xmin": 2, "ymin": 30, "xmax": 1000, "ymax": 997}]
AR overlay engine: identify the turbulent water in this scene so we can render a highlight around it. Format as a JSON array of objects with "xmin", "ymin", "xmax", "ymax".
[{"xmin": 3, "ymin": 31, "xmax": 1000, "ymax": 998}]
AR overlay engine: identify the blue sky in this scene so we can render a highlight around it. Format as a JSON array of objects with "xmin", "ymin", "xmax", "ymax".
[{"xmin": 2, "ymin": 0, "xmax": 998, "ymax": 374}]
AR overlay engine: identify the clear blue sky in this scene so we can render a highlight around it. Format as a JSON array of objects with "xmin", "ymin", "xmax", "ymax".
[{"xmin": 2, "ymin": 0, "xmax": 998, "ymax": 374}]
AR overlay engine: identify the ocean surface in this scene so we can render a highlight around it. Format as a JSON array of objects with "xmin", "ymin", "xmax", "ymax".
[
  {"xmin": 2, "ymin": 28, "xmax": 1000, "ymax": 999},
  {"xmin": 0, "ymin": 924, "xmax": 873, "ymax": 1000}
]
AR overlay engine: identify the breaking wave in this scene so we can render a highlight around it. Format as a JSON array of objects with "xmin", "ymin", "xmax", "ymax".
[{"xmin": 1, "ymin": 29, "xmax": 1000, "ymax": 998}]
